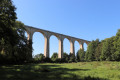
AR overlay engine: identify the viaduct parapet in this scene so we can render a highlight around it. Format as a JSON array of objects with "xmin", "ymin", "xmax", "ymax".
[{"xmin": 24, "ymin": 25, "xmax": 91, "ymax": 58}]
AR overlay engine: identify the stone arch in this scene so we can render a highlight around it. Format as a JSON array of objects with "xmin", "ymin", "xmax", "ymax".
[
  {"xmin": 77, "ymin": 40, "xmax": 84, "ymax": 50},
  {"xmin": 83, "ymin": 42, "xmax": 87, "ymax": 51},
  {"xmin": 84, "ymin": 41, "xmax": 90, "ymax": 51},
  {"xmin": 74, "ymin": 40, "xmax": 80, "ymax": 56},
  {"xmin": 32, "ymin": 31, "xmax": 45, "ymax": 57},
  {"xmin": 24, "ymin": 26, "xmax": 37, "ymax": 40},
  {"xmin": 63, "ymin": 36, "xmax": 71, "ymax": 42},
  {"xmin": 63, "ymin": 37, "xmax": 71, "ymax": 55},
  {"xmin": 85, "ymin": 41, "xmax": 90, "ymax": 46},
  {"xmin": 33, "ymin": 30, "xmax": 45, "ymax": 38},
  {"xmin": 24, "ymin": 30, "xmax": 32, "ymax": 40},
  {"xmin": 24, "ymin": 30, "xmax": 29, "ymax": 40},
  {"xmin": 49, "ymin": 34, "xmax": 59, "ymax": 58},
  {"xmin": 49, "ymin": 33, "xmax": 60, "ymax": 40}
]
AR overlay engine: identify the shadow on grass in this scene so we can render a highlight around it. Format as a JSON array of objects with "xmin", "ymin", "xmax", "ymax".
[{"xmin": 0, "ymin": 64, "xmax": 108, "ymax": 80}]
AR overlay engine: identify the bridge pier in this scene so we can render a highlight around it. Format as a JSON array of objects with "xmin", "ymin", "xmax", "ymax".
[
  {"xmin": 58, "ymin": 38, "xmax": 63, "ymax": 58},
  {"xmin": 80, "ymin": 42, "xmax": 84, "ymax": 50},
  {"xmin": 44, "ymin": 33, "xmax": 50, "ymax": 58},
  {"xmin": 70, "ymin": 39, "xmax": 75, "ymax": 55}
]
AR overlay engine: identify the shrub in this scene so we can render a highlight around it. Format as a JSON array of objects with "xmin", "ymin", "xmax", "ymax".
[
  {"xmin": 63, "ymin": 52, "xmax": 69, "ymax": 62},
  {"xmin": 68, "ymin": 53, "xmax": 76, "ymax": 63},
  {"xmin": 77, "ymin": 49, "xmax": 85, "ymax": 62},
  {"xmin": 34, "ymin": 53, "xmax": 44, "ymax": 62},
  {"xmin": 51, "ymin": 52, "xmax": 58, "ymax": 62},
  {"xmin": 43, "ymin": 57, "xmax": 52, "ymax": 63}
]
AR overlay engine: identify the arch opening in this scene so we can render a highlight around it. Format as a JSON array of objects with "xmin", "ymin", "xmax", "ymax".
[
  {"xmin": 63, "ymin": 38, "xmax": 70, "ymax": 55},
  {"xmin": 84, "ymin": 42, "xmax": 87, "ymax": 51},
  {"xmin": 50, "ymin": 35, "xmax": 59, "ymax": 58},
  {"xmin": 74, "ymin": 41, "xmax": 80, "ymax": 56},
  {"xmin": 24, "ymin": 31, "xmax": 29, "ymax": 40},
  {"xmin": 32, "ymin": 32, "xmax": 44, "ymax": 58}
]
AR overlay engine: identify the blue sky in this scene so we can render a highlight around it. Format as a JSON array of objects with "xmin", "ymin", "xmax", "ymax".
[{"xmin": 12, "ymin": 0, "xmax": 120, "ymax": 57}]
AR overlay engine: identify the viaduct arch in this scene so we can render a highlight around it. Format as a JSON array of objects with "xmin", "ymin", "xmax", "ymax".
[{"xmin": 24, "ymin": 25, "xmax": 91, "ymax": 58}]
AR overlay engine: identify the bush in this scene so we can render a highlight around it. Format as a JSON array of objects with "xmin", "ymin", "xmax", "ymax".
[
  {"xmin": 34, "ymin": 53, "xmax": 44, "ymax": 62},
  {"xmin": 77, "ymin": 49, "xmax": 85, "ymax": 62},
  {"xmin": 68, "ymin": 53, "xmax": 76, "ymax": 63},
  {"xmin": 43, "ymin": 57, "xmax": 52, "ymax": 63},
  {"xmin": 63, "ymin": 52, "xmax": 69, "ymax": 62},
  {"xmin": 51, "ymin": 52, "xmax": 58, "ymax": 62}
]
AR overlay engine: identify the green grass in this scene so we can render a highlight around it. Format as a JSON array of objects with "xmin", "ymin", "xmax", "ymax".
[{"xmin": 0, "ymin": 61, "xmax": 120, "ymax": 80}]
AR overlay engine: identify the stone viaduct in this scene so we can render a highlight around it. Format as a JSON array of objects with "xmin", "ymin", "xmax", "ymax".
[{"xmin": 24, "ymin": 25, "xmax": 91, "ymax": 58}]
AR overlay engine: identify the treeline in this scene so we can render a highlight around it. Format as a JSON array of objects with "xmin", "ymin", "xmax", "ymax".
[
  {"xmin": 33, "ymin": 52, "xmax": 77, "ymax": 63},
  {"xmin": 85, "ymin": 30, "xmax": 120, "ymax": 61},
  {"xmin": 0, "ymin": 0, "xmax": 32, "ymax": 64}
]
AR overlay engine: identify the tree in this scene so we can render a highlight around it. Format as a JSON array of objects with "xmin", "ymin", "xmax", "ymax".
[
  {"xmin": 77, "ymin": 49, "xmax": 85, "ymax": 61},
  {"xmin": 0, "ymin": 0, "xmax": 17, "ymax": 63},
  {"xmin": 0, "ymin": 0, "xmax": 17, "ymax": 52},
  {"xmin": 0, "ymin": 0, "xmax": 33, "ymax": 63},
  {"xmin": 68, "ymin": 53, "xmax": 76, "ymax": 63},
  {"xmin": 0, "ymin": 20, "xmax": 33, "ymax": 63},
  {"xmin": 112, "ymin": 29, "xmax": 120, "ymax": 61},
  {"xmin": 34, "ymin": 53, "xmax": 44, "ymax": 62},
  {"xmin": 95, "ymin": 42, "xmax": 102, "ymax": 61},
  {"xmin": 51, "ymin": 52, "xmax": 58, "ymax": 62},
  {"xmin": 85, "ymin": 39, "xmax": 99, "ymax": 61},
  {"xmin": 10, "ymin": 21, "xmax": 32, "ymax": 63},
  {"xmin": 63, "ymin": 52, "xmax": 69, "ymax": 62},
  {"xmin": 100, "ymin": 37, "xmax": 114, "ymax": 61}
]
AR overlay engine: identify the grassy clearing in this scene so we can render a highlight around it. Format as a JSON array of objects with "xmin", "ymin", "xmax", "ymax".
[{"xmin": 0, "ymin": 61, "xmax": 120, "ymax": 80}]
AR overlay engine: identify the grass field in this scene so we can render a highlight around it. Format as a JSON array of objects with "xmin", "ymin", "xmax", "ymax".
[{"xmin": 0, "ymin": 61, "xmax": 120, "ymax": 80}]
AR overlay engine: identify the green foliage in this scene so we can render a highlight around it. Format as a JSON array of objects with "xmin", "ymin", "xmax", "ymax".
[
  {"xmin": 34, "ymin": 53, "xmax": 44, "ymax": 62},
  {"xmin": 0, "ymin": 0, "xmax": 33, "ymax": 64},
  {"xmin": 0, "ymin": 20, "xmax": 33, "ymax": 63},
  {"xmin": 14, "ymin": 21, "xmax": 33, "ymax": 62},
  {"xmin": 0, "ymin": 0, "xmax": 17, "ymax": 62},
  {"xmin": 68, "ymin": 53, "xmax": 76, "ymax": 63},
  {"xmin": 100, "ymin": 37, "xmax": 114, "ymax": 61},
  {"xmin": 77, "ymin": 49, "xmax": 85, "ymax": 61},
  {"xmin": 63, "ymin": 52, "xmax": 69, "ymax": 62},
  {"xmin": 95, "ymin": 42, "xmax": 103, "ymax": 61},
  {"xmin": 85, "ymin": 39, "xmax": 99, "ymax": 61},
  {"xmin": 43, "ymin": 57, "xmax": 52, "ymax": 62},
  {"xmin": 112, "ymin": 29, "xmax": 120, "ymax": 61},
  {"xmin": 51, "ymin": 52, "xmax": 58, "ymax": 62},
  {"xmin": 85, "ymin": 29, "xmax": 120, "ymax": 62}
]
